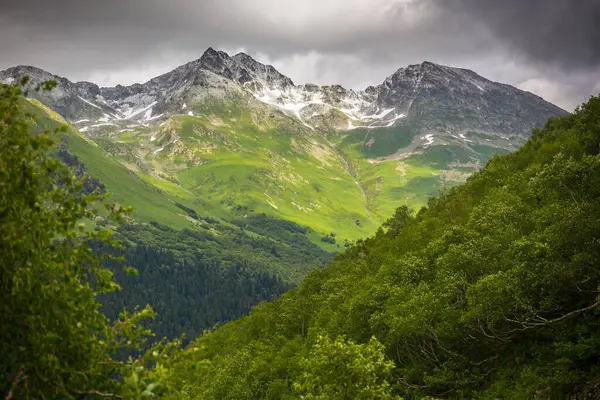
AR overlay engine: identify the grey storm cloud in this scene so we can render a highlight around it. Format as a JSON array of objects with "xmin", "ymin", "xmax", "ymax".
[
  {"xmin": 0, "ymin": 0, "xmax": 487, "ymax": 62},
  {"xmin": 434, "ymin": 0, "xmax": 600, "ymax": 71},
  {"xmin": 0, "ymin": 0, "xmax": 599, "ymax": 110}
]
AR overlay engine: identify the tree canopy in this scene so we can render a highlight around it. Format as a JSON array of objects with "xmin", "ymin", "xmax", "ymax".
[
  {"xmin": 165, "ymin": 95, "xmax": 600, "ymax": 399},
  {"xmin": 0, "ymin": 80, "xmax": 180, "ymax": 399}
]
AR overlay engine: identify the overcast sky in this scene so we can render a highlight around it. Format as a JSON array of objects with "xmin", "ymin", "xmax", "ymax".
[{"xmin": 1, "ymin": 0, "xmax": 599, "ymax": 110}]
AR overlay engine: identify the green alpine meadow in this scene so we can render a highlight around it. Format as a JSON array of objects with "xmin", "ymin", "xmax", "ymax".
[
  {"xmin": 2, "ymin": 34, "xmax": 600, "ymax": 398},
  {"xmin": 0, "ymin": 53, "xmax": 566, "ymax": 244}
]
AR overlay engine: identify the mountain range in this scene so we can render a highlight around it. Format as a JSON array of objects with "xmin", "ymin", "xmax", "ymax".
[
  {"xmin": 5, "ymin": 42, "xmax": 600, "ymax": 399},
  {"xmin": 0, "ymin": 48, "xmax": 567, "ymax": 242}
]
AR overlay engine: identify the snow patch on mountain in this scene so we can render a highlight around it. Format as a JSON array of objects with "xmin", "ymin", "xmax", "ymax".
[
  {"xmin": 91, "ymin": 122, "xmax": 117, "ymax": 128},
  {"xmin": 385, "ymin": 113, "xmax": 406, "ymax": 126},
  {"xmin": 251, "ymin": 83, "xmax": 405, "ymax": 130},
  {"xmin": 361, "ymin": 108, "xmax": 396, "ymax": 120},
  {"xmin": 146, "ymin": 113, "xmax": 164, "ymax": 122},
  {"xmin": 143, "ymin": 108, "xmax": 153, "ymax": 120},
  {"xmin": 121, "ymin": 102, "xmax": 157, "ymax": 120},
  {"xmin": 253, "ymin": 86, "xmax": 322, "ymax": 118},
  {"xmin": 78, "ymin": 96, "xmax": 103, "ymax": 110}
]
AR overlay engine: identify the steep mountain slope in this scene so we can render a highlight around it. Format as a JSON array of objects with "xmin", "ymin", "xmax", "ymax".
[
  {"xmin": 22, "ymin": 98, "xmax": 333, "ymax": 281},
  {"xmin": 0, "ymin": 49, "xmax": 567, "ymax": 240},
  {"xmin": 166, "ymin": 96, "xmax": 600, "ymax": 400},
  {"xmin": 19, "ymin": 95, "xmax": 335, "ymax": 341}
]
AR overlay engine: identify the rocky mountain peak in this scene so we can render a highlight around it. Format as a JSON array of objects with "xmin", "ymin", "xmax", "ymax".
[
  {"xmin": 0, "ymin": 65, "xmax": 56, "ymax": 84},
  {"xmin": 420, "ymin": 60, "xmax": 445, "ymax": 71},
  {"xmin": 231, "ymin": 52, "xmax": 255, "ymax": 65},
  {"xmin": 231, "ymin": 52, "xmax": 294, "ymax": 88},
  {"xmin": 198, "ymin": 48, "xmax": 233, "ymax": 77},
  {"xmin": 191, "ymin": 48, "xmax": 295, "ymax": 90},
  {"xmin": 200, "ymin": 47, "xmax": 229, "ymax": 66}
]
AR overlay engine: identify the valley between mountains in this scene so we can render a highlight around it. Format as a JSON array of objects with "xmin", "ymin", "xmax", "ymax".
[
  {"xmin": 0, "ymin": 48, "xmax": 566, "ymax": 245},
  {"xmin": 7, "ymin": 45, "xmax": 600, "ymax": 399}
]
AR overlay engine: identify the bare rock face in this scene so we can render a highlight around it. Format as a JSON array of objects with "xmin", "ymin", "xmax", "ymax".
[
  {"xmin": 376, "ymin": 61, "xmax": 566, "ymax": 140},
  {"xmin": 0, "ymin": 65, "xmax": 112, "ymax": 121}
]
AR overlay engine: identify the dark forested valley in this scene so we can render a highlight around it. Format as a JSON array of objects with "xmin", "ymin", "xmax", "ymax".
[{"xmin": 98, "ymin": 237, "xmax": 294, "ymax": 341}]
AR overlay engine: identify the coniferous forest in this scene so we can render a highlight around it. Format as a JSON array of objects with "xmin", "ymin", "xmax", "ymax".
[
  {"xmin": 3, "ymin": 79, "xmax": 600, "ymax": 399},
  {"xmin": 99, "ymin": 239, "xmax": 293, "ymax": 341}
]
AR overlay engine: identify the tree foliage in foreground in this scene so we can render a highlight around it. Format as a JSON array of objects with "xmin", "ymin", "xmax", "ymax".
[
  {"xmin": 293, "ymin": 335, "xmax": 400, "ymax": 400},
  {"xmin": 166, "ymin": 95, "xmax": 600, "ymax": 399},
  {"xmin": 0, "ymin": 80, "xmax": 181, "ymax": 399}
]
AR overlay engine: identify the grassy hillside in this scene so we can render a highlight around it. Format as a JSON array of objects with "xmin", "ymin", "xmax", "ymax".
[
  {"xmin": 24, "ymin": 98, "xmax": 335, "ymax": 282},
  {"xmin": 165, "ymin": 96, "xmax": 600, "ymax": 399},
  {"xmin": 87, "ymin": 103, "xmax": 382, "ymax": 240},
  {"xmin": 26, "ymin": 86, "xmax": 514, "ymax": 245},
  {"xmin": 25, "ymin": 98, "xmax": 198, "ymax": 229},
  {"xmin": 20, "ymin": 96, "xmax": 341, "ymax": 343},
  {"xmin": 62, "ymin": 94, "xmax": 498, "ymax": 242}
]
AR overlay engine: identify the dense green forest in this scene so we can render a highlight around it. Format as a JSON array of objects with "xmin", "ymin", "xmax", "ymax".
[
  {"xmin": 98, "ymin": 235, "xmax": 293, "ymax": 341},
  {"xmin": 163, "ymin": 95, "xmax": 600, "ymax": 399},
  {"xmin": 3, "ymin": 77, "xmax": 600, "ymax": 399},
  {"xmin": 96, "ymin": 214, "xmax": 331, "ymax": 340}
]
